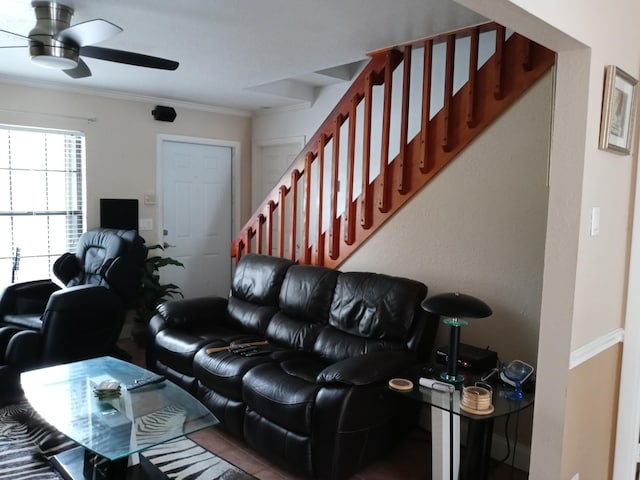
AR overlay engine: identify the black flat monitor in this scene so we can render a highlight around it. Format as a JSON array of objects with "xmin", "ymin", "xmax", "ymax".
[{"xmin": 100, "ymin": 198, "xmax": 139, "ymax": 232}]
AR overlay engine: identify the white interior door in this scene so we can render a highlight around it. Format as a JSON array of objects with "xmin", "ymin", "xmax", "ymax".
[
  {"xmin": 161, "ymin": 140, "xmax": 232, "ymax": 299},
  {"xmin": 253, "ymin": 142, "xmax": 302, "ymax": 210},
  {"xmin": 253, "ymin": 141, "xmax": 304, "ymax": 257}
]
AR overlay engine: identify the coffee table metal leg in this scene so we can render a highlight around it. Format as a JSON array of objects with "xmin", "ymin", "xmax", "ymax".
[{"xmin": 50, "ymin": 446, "xmax": 168, "ymax": 480}]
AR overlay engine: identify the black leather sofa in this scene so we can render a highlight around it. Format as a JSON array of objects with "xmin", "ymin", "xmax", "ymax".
[{"xmin": 146, "ymin": 254, "xmax": 438, "ymax": 479}]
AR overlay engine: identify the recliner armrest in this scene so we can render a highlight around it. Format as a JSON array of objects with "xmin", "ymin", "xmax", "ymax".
[
  {"xmin": 316, "ymin": 350, "xmax": 414, "ymax": 386},
  {"xmin": 0, "ymin": 280, "xmax": 61, "ymax": 316},
  {"xmin": 154, "ymin": 296, "xmax": 229, "ymax": 328},
  {"xmin": 0, "ymin": 326, "xmax": 23, "ymax": 353},
  {"xmin": 5, "ymin": 330, "xmax": 44, "ymax": 371}
]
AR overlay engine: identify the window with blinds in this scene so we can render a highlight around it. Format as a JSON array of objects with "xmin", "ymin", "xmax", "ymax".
[{"xmin": 0, "ymin": 125, "xmax": 85, "ymax": 284}]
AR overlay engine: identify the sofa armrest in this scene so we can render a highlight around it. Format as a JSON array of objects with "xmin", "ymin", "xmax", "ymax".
[
  {"xmin": 154, "ymin": 296, "xmax": 229, "ymax": 328},
  {"xmin": 316, "ymin": 350, "xmax": 414, "ymax": 386}
]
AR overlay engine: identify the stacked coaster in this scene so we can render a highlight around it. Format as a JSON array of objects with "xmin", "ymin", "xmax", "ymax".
[
  {"xmin": 93, "ymin": 380, "xmax": 121, "ymax": 400},
  {"xmin": 460, "ymin": 385, "xmax": 494, "ymax": 415}
]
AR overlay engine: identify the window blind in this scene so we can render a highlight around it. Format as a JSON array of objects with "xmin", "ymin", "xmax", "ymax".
[{"xmin": 0, "ymin": 125, "xmax": 85, "ymax": 283}]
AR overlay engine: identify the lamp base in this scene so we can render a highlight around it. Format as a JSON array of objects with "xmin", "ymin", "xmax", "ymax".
[{"xmin": 440, "ymin": 372, "xmax": 465, "ymax": 384}]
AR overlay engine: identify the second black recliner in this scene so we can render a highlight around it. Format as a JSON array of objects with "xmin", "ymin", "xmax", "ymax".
[{"xmin": 0, "ymin": 228, "xmax": 146, "ymax": 330}]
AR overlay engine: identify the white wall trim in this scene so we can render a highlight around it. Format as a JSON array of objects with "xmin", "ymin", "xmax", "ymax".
[
  {"xmin": 0, "ymin": 76, "xmax": 251, "ymax": 117},
  {"xmin": 569, "ymin": 328, "xmax": 624, "ymax": 370}
]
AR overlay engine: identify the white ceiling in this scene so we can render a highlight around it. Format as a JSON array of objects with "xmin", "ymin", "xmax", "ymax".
[{"xmin": 0, "ymin": 0, "xmax": 487, "ymax": 112}]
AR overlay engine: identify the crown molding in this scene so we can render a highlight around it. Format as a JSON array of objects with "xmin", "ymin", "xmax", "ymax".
[{"xmin": 0, "ymin": 75, "xmax": 251, "ymax": 118}]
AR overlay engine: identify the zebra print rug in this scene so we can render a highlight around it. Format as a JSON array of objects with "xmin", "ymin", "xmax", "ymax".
[{"xmin": 0, "ymin": 399, "xmax": 256, "ymax": 480}]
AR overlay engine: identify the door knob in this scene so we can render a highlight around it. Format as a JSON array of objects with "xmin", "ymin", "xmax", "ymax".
[{"xmin": 163, "ymin": 242, "xmax": 176, "ymax": 249}]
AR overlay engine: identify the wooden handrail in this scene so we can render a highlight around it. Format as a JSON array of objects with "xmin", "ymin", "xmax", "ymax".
[{"xmin": 231, "ymin": 23, "xmax": 555, "ymax": 268}]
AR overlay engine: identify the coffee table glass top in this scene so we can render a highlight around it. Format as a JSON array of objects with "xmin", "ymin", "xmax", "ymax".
[{"xmin": 21, "ymin": 356, "xmax": 218, "ymax": 461}]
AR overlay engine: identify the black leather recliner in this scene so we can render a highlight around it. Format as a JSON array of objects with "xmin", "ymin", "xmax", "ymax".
[
  {"xmin": 147, "ymin": 254, "xmax": 439, "ymax": 479},
  {"xmin": 0, "ymin": 228, "xmax": 146, "ymax": 330},
  {"xmin": 0, "ymin": 284, "xmax": 126, "ymax": 396}
]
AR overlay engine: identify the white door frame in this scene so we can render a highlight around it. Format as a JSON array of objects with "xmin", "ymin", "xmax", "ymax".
[
  {"xmin": 613, "ymin": 156, "xmax": 640, "ymax": 478},
  {"xmin": 156, "ymin": 134, "xmax": 242, "ymax": 246}
]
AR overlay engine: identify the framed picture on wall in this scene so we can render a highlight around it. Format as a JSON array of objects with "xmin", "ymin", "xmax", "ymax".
[{"xmin": 599, "ymin": 65, "xmax": 638, "ymax": 155}]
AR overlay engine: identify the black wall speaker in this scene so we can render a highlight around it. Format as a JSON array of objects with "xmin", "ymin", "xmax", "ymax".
[{"xmin": 152, "ymin": 105, "xmax": 177, "ymax": 122}]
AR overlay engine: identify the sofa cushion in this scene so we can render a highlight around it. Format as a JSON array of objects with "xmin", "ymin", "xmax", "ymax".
[
  {"xmin": 226, "ymin": 297, "xmax": 280, "ymax": 334},
  {"xmin": 265, "ymin": 265, "xmax": 338, "ymax": 350},
  {"xmin": 328, "ymin": 272, "xmax": 428, "ymax": 342},
  {"xmin": 312, "ymin": 327, "xmax": 406, "ymax": 363},
  {"xmin": 153, "ymin": 324, "xmax": 240, "ymax": 375},
  {"xmin": 194, "ymin": 345, "xmax": 275, "ymax": 401},
  {"xmin": 242, "ymin": 358, "xmax": 327, "ymax": 435},
  {"xmin": 231, "ymin": 254, "xmax": 293, "ymax": 305},
  {"xmin": 278, "ymin": 265, "xmax": 338, "ymax": 323}
]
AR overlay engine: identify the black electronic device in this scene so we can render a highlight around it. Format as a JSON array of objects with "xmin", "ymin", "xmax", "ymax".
[
  {"xmin": 435, "ymin": 343, "xmax": 498, "ymax": 374},
  {"xmin": 152, "ymin": 106, "xmax": 177, "ymax": 122},
  {"xmin": 100, "ymin": 198, "xmax": 139, "ymax": 231}
]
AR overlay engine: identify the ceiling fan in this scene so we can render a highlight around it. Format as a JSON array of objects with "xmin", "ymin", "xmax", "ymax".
[{"xmin": 0, "ymin": 1, "xmax": 179, "ymax": 79}]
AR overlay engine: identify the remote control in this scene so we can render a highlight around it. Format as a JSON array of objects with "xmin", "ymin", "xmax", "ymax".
[
  {"xmin": 230, "ymin": 345, "xmax": 258, "ymax": 354},
  {"xmin": 126, "ymin": 375, "xmax": 166, "ymax": 391},
  {"xmin": 242, "ymin": 348, "xmax": 272, "ymax": 356}
]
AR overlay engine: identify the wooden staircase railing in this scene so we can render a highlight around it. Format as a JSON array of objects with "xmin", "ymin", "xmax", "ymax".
[{"xmin": 231, "ymin": 22, "xmax": 555, "ymax": 268}]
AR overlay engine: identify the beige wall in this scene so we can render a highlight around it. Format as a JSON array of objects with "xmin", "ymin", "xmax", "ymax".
[
  {"xmin": 342, "ymin": 71, "xmax": 553, "ymax": 370},
  {"xmin": 0, "ymin": 83, "xmax": 252, "ymax": 246},
  {"xmin": 562, "ymin": 344, "xmax": 622, "ymax": 480},
  {"xmin": 454, "ymin": 0, "xmax": 640, "ymax": 478}
]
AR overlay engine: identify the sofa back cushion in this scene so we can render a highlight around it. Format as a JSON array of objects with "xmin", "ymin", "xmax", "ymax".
[
  {"xmin": 313, "ymin": 272, "xmax": 428, "ymax": 362},
  {"xmin": 231, "ymin": 254, "xmax": 294, "ymax": 305},
  {"xmin": 266, "ymin": 265, "xmax": 338, "ymax": 350},
  {"xmin": 227, "ymin": 254, "xmax": 294, "ymax": 333}
]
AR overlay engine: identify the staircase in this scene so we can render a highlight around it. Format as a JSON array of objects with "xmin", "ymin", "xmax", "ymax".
[{"xmin": 232, "ymin": 22, "xmax": 555, "ymax": 268}]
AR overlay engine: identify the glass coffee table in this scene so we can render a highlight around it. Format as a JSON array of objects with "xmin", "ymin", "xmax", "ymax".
[{"xmin": 21, "ymin": 356, "xmax": 219, "ymax": 480}]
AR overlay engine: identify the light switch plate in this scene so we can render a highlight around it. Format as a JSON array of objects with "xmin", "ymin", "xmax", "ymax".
[
  {"xmin": 591, "ymin": 207, "xmax": 600, "ymax": 236},
  {"xmin": 139, "ymin": 218, "xmax": 153, "ymax": 231},
  {"xmin": 144, "ymin": 193, "xmax": 157, "ymax": 205}
]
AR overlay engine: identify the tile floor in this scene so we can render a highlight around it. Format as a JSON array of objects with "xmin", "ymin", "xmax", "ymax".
[{"xmin": 119, "ymin": 338, "xmax": 527, "ymax": 479}]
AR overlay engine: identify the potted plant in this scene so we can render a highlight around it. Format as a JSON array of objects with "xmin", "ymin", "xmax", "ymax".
[{"xmin": 131, "ymin": 244, "xmax": 184, "ymax": 344}]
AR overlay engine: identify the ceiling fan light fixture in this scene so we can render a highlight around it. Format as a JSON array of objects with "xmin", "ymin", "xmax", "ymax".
[
  {"xmin": 30, "ymin": 43, "xmax": 78, "ymax": 69},
  {"xmin": 31, "ymin": 54, "xmax": 77, "ymax": 69}
]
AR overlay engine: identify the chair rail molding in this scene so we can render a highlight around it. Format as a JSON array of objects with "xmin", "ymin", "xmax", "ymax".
[{"xmin": 569, "ymin": 327, "xmax": 624, "ymax": 370}]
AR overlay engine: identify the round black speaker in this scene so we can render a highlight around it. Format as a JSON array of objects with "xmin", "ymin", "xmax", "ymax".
[{"xmin": 152, "ymin": 106, "xmax": 177, "ymax": 122}]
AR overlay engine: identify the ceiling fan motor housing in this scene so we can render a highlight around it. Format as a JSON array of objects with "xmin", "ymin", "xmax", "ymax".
[{"xmin": 29, "ymin": 1, "xmax": 79, "ymax": 69}]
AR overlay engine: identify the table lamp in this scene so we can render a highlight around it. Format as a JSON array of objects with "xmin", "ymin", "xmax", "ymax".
[{"xmin": 421, "ymin": 292, "xmax": 492, "ymax": 384}]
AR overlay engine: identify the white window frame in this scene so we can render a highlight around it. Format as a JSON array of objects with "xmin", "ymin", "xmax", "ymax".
[{"xmin": 0, "ymin": 124, "xmax": 86, "ymax": 283}]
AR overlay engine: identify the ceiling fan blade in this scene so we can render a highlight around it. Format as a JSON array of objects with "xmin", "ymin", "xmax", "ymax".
[
  {"xmin": 0, "ymin": 28, "xmax": 29, "ymax": 47},
  {"xmin": 64, "ymin": 57, "xmax": 92, "ymax": 79},
  {"xmin": 56, "ymin": 19, "xmax": 122, "ymax": 47},
  {"xmin": 80, "ymin": 46, "xmax": 179, "ymax": 70}
]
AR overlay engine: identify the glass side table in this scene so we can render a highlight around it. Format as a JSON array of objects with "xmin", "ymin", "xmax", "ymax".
[{"xmin": 391, "ymin": 373, "xmax": 534, "ymax": 480}]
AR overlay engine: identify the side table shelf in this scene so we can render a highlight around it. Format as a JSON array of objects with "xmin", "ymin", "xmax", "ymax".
[{"xmin": 390, "ymin": 375, "xmax": 534, "ymax": 480}]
